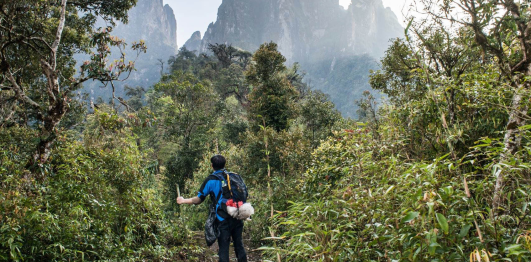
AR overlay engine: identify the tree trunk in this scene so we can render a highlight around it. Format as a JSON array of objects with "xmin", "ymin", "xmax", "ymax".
[
  {"xmin": 492, "ymin": 89, "xmax": 526, "ymax": 212},
  {"xmin": 31, "ymin": 98, "xmax": 67, "ymax": 166},
  {"xmin": 29, "ymin": 0, "xmax": 68, "ymax": 168},
  {"xmin": 448, "ymin": 88, "xmax": 456, "ymax": 126}
]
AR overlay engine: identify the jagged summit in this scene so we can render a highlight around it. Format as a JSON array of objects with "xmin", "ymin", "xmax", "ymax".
[
  {"xmin": 185, "ymin": 0, "xmax": 402, "ymax": 63},
  {"xmin": 111, "ymin": 0, "xmax": 178, "ymax": 53},
  {"xmin": 82, "ymin": 0, "xmax": 179, "ymax": 100},
  {"xmin": 184, "ymin": 31, "xmax": 202, "ymax": 52}
]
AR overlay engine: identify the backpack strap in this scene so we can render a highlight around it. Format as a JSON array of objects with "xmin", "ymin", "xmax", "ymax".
[
  {"xmin": 223, "ymin": 171, "xmax": 234, "ymax": 199},
  {"xmin": 208, "ymin": 172, "xmax": 226, "ymax": 203}
]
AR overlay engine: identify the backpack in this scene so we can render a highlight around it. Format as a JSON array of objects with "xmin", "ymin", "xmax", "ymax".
[{"xmin": 211, "ymin": 170, "xmax": 254, "ymax": 220}]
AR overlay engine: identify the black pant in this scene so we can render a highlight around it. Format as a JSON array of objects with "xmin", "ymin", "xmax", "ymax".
[{"xmin": 217, "ymin": 217, "xmax": 247, "ymax": 262}]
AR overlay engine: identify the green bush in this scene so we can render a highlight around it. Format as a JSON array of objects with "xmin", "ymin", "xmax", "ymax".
[
  {"xmin": 0, "ymin": 111, "xmax": 193, "ymax": 261},
  {"xmin": 264, "ymin": 128, "xmax": 531, "ymax": 261}
]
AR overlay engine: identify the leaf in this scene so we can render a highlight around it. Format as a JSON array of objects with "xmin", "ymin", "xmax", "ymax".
[
  {"xmin": 436, "ymin": 153, "xmax": 451, "ymax": 162},
  {"xmin": 401, "ymin": 211, "xmax": 419, "ymax": 223},
  {"xmin": 256, "ymin": 246, "xmax": 277, "ymax": 251},
  {"xmin": 427, "ymin": 230, "xmax": 438, "ymax": 255},
  {"xmin": 404, "ymin": 18, "xmax": 414, "ymax": 41},
  {"xmin": 427, "ymin": 202, "xmax": 435, "ymax": 215},
  {"xmin": 436, "ymin": 213, "xmax": 449, "ymax": 234},
  {"xmin": 506, "ymin": 244, "xmax": 522, "ymax": 251},
  {"xmin": 458, "ymin": 224, "xmax": 472, "ymax": 238},
  {"xmin": 385, "ymin": 185, "xmax": 395, "ymax": 195},
  {"xmin": 262, "ymin": 236, "xmax": 285, "ymax": 240}
]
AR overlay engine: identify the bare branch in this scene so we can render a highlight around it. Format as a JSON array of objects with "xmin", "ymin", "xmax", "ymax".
[
  {"xmin": 51, "ymin": 0, "xmax": 68, "ymax": 69},
  {"xmin": 0, "ymin": 84, "xmax": 12, "ymax": 91},
  {"xmin": 117, "ymin": 97, "xmax": 131, "ymax": 112},
  {"xmin": 65, "ymin": 76, "xmax": 90, "ymax": 94},
  {"xmin": 5, "ymin": 69, "xmax": 40, "ymax": 109},
  {"xmin": 40, "ymin": 59, "xmax": 58, "ymax": 103},
  {"xmin": 28, "ymin": 37, "xmax": 53, "ymax": 51}
]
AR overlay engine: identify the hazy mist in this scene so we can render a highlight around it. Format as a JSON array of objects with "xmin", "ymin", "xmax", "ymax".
[{"xmin": 165, "ymin": 0, "xmax": 411, "ymax": 48}]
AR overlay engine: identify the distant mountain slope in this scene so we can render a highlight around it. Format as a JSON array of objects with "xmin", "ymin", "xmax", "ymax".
[
  {"xmin": 112, "ymin": 0, "xmax": 177, "ymax": 53},
  {"xmin": 184, "ymin": 0, "xmax": 402, "ymax": 117},
  {"xmin": 186, "ymin": 0, "xmax": 401, "ymax": 64},
  {"xmin": 184, "ymin": 31, "xmax": 202, "ymax": 53},
  {"xmin": 80, "ymin": 0, "xmax": 178, "ymax": 101}
]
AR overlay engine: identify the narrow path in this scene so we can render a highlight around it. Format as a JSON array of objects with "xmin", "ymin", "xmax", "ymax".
[{"xmin": 190, "ymin": 231, "xmax": 262, "ymax": 262}]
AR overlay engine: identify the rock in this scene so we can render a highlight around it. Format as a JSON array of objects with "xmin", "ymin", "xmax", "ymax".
[
  {"xmin": 184, "ymin": 31, "xmax": 202, "ymax": 53},
  {"xmin": 187, "ymin": 0, "xmax": 402, "ymax": 64}
]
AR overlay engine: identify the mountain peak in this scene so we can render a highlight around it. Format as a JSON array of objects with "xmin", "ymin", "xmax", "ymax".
[
  {"xmin": 184, "ymin": 31, "xmax": 202, "ymax": 52},
  {"xmin": 189, "ymin": 0, "xmax": 402, "ymax": 62}
]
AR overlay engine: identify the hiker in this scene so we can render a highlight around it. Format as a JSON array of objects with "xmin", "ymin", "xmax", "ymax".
[{"xmin": 177, "ymin": 155, "xmax": 249, "ymax": 262}]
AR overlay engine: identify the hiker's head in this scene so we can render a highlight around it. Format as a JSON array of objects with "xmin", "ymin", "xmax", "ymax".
[{"xmin": 211, "ymin": 155, "xmax": 226, "ymax": 170}]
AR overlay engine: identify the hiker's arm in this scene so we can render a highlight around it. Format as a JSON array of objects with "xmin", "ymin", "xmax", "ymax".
[
  {"xmin": 180, "ymin": 176, "xmax": 215, "ymax": 205},
  {"xmin": 177, "ymin": 196, "xmax": 202, "ymax": 205}
]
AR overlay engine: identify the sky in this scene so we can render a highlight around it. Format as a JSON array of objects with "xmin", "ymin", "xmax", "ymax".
[{"xmin": 165, "ymin": 0, "xmax": 412, "ymax": 48}]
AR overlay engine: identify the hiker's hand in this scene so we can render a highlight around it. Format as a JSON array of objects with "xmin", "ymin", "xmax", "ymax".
[{"xmin": 176, "ymin": 197, "xmax": 185, "ymax": 204}]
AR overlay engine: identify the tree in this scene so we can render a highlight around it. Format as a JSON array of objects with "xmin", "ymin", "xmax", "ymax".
[
  {"xmin": 368, "ymin": 12, "xmax": 517, "ymax": 160},
  {"xmin": 0, "ymin": 0, "xmax": 145, "ymax": 168},
  {"xmin": 355, "ymin": 91, "xmax": 380, "ymax": 140},
  {"xmin": 246, "ymin": 42, "xmax": 298, "ymax": 131},
  {"xmin": 207, "ymin": 43, "xmax": 238, "ymax": 68},
  {"xmin": 216, "ymin": 64, "xmax": 249, "ymax": 106},
  {"xmin": 301, "ymin": 90, "xmax": 341, "ymax": 146},
  {"xmin": 150, "ymin": 71, "xmax": 218, "ymax": 209},
  {"xmin": 417, "ymin": 0, "xmax": 531, "ymax": 213},
  {"xmin": 124, "ymin": 85, "xmax": 146, "ymax": 111},
  {"xmin": 168, "ymin": 46, "xmax": 197, "ymax": 72}
]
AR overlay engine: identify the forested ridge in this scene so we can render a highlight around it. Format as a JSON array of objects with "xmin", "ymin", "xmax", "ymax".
[{"xmin": 1, "ymin": 0, "xmax": 531, "ymax": 261}]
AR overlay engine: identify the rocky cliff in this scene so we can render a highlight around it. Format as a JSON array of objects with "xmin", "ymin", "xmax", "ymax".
[
  {"xmin": 108, "ymin": 0, "xmax": 177, "ymax": 83},
  {"xmin": 112, "ymin": 0, "xmax": 178, "ymax": 55},
  {"xmin": 184, "ymin": 31, "xmax": 202, "ymax": 52},
  {"xmin": 82, "ymin": 0, "xmax": 178, "ymax": 102},
  {"xmin": 347, "ymin": 0, "xmax": 402, "ymax": 59},
  {"xmin": 186, "ymin": 0, "xmax": 402, "ymax": 63}
]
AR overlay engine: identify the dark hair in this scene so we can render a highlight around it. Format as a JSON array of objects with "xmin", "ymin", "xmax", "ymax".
[{"xmin": 211, "ymin": 155, "xmax": 226, "ymax": 170}]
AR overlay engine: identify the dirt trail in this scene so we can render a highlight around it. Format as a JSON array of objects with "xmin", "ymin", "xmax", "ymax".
[{"xmin": 191, "ymin": 231, "xmax": 262, "ymax": 262}]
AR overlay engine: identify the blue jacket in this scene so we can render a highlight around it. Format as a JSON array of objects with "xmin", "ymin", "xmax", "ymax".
[{"xmin": 197, "ymin": 169, "xmax": 228, "ymax": 221}]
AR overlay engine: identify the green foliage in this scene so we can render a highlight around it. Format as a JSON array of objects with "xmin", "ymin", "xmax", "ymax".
[
  {"xmin": 147, "ymin": 71, "xmax": 219, "ymax": 211},
  {"xmin": 207, "ymin": 43, "xmax": 238, "ymax": 68},
  {"xmin": 2, "ymin": 1, "xmax": 350, "ymax": 260},
  {"xmin": 247, "ymin": 42, "xmax": 299, "ymax": 131},
  {"xmin": 124, "ymin": 85, "xmax": 147, "ymax": 111},
  {"xmin": 221, "ymin": 96, "xmax": 249, "ymax": 145},
  {"xmin": 299, "ymin": 90, "xmax": 342, "ymax": 147},
  {"xmin": 246, "ymin": 42, "xmax": 287, "ymax": 84},
  {"xmin": 6, "ymin": 2, "xmax": 531, "ymax": 259},
  {"xmin": 162, "ymin": 42, "xmax": 352, "ymax": 259},
  {"xmin": 0, "ymin": 0, "xmax": 146, "ymax": 165},
  {"xmin": 254, "ymin": 4, "xmax": 531, "ymax": 260},
  {"xmin": 0, "ymin": 110, "xmax": 192, "ymax": 261},
  {"xmin": 264, "ymin": 128, "xmax": 531, "ymax": 261}
]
